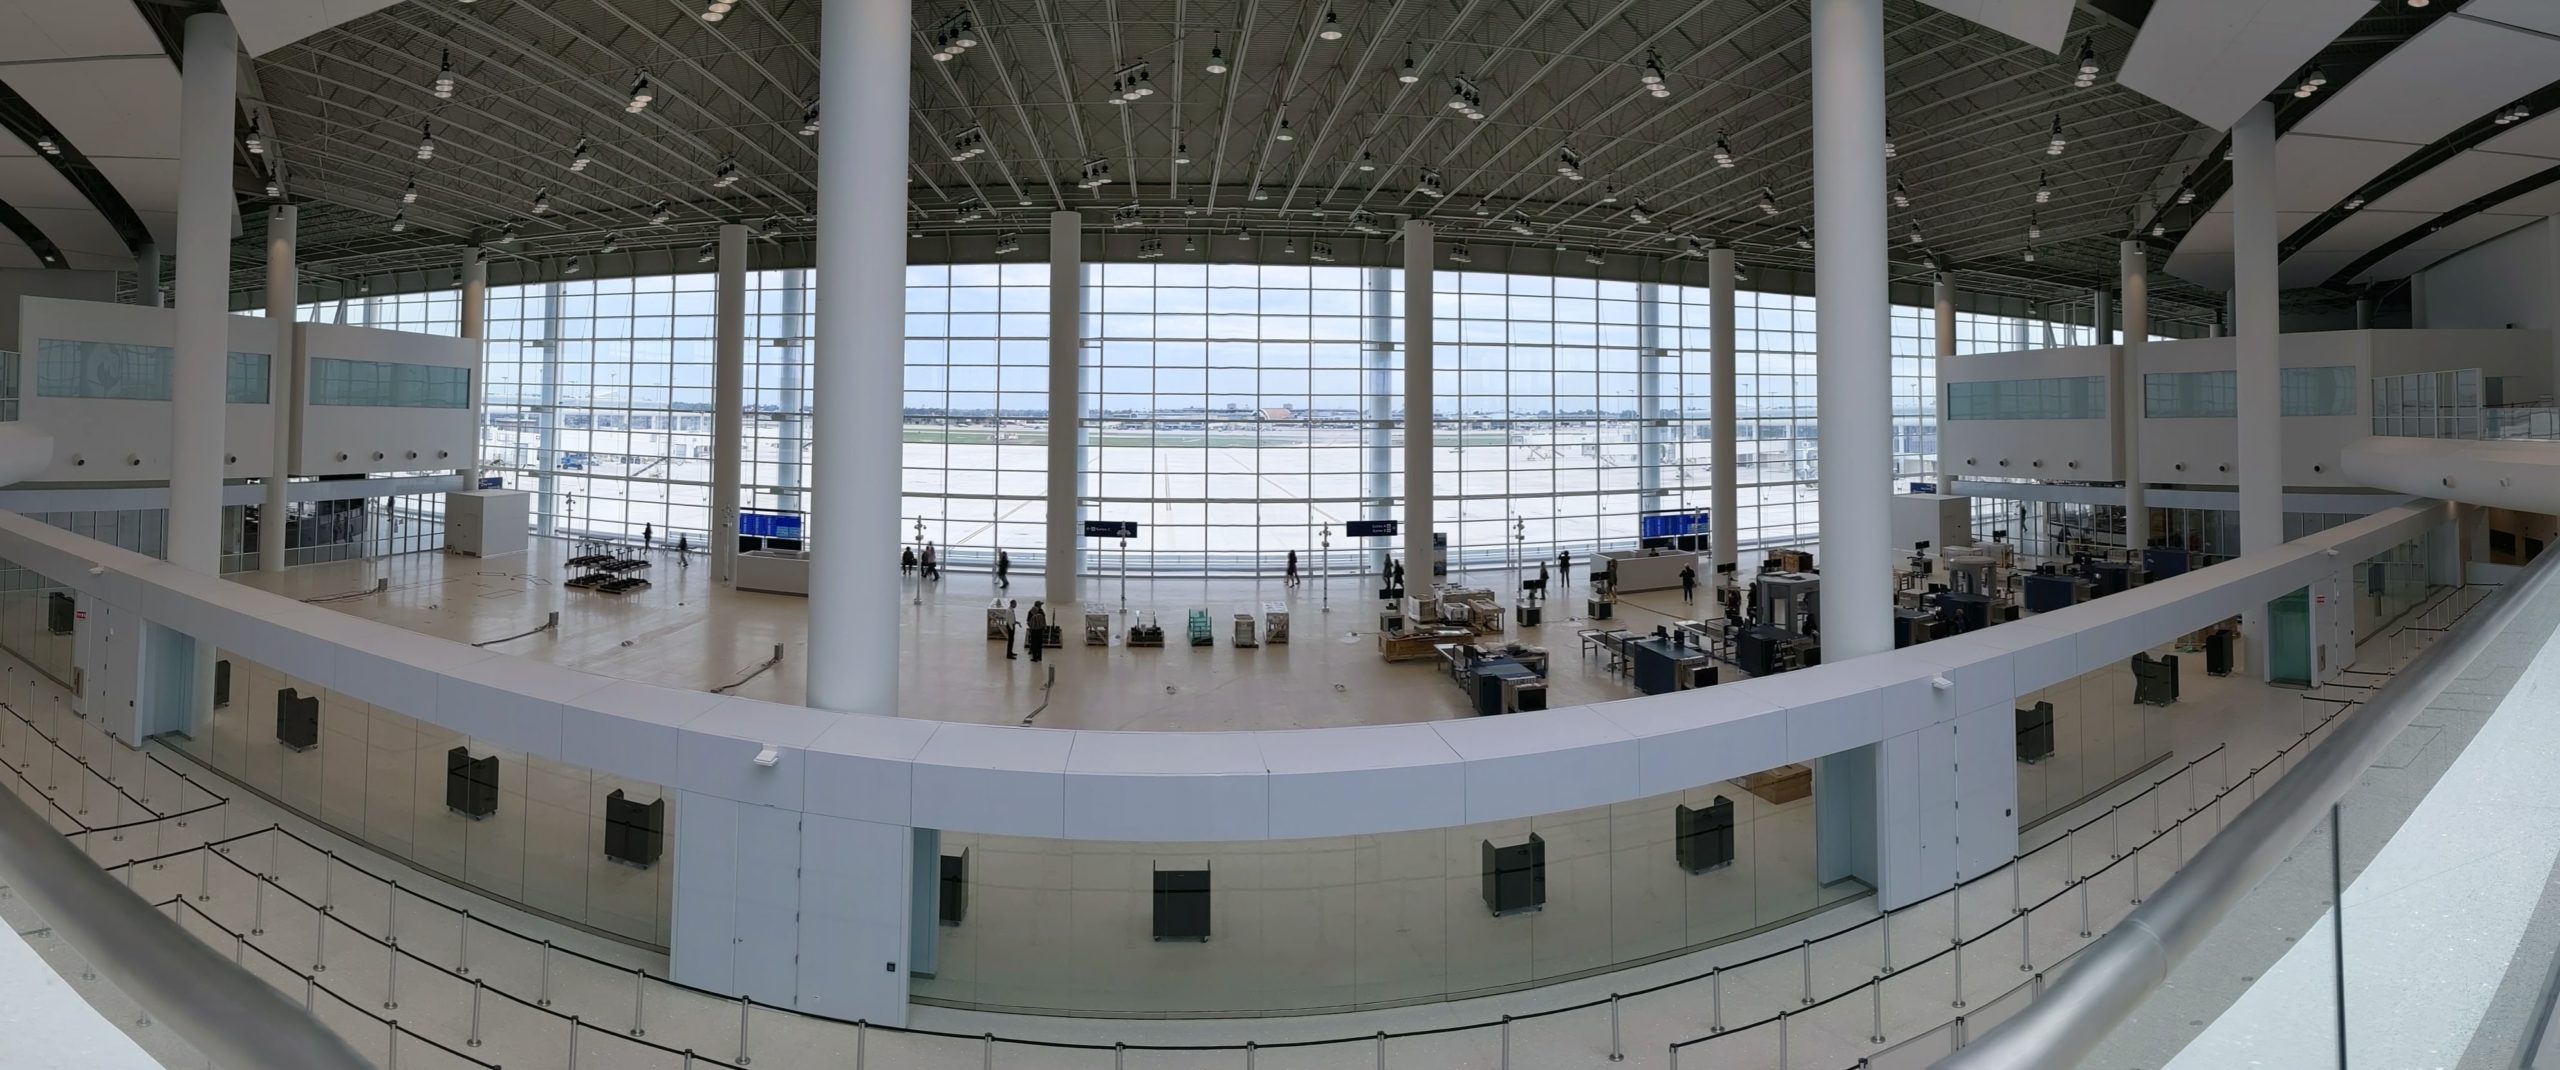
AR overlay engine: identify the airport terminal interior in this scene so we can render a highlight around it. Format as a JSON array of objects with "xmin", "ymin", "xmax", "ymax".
[{"xmin": 2, "ymin": 0, "xmax": 2560, "ymax": 1068}]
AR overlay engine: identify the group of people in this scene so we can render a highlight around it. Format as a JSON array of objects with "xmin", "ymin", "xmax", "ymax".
[
  {"xmin": 901, "ymin": 541, "xmax": 942, "ymax": 581},
  {"xmin": 999, "ymin": 598, "xmax": 1048, "ymax": 662}
]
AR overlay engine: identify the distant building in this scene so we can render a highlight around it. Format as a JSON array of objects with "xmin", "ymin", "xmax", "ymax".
[{"xmin": 1257, "ymin": 406, "xmax": 1298, "ymax": 421}]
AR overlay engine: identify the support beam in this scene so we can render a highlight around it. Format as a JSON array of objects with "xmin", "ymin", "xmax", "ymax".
[
  {"xmin": 1045, "ymin": 211, "xmax": 1083, "ymax": 601},
  {"xmin": 259, "ymin": 205, "xmax": 295, "ymax": 574},
  {"xmin": 457, "ymin": 248, "xmax": 486, "ymax": 490},
  {"xmin": 712, "ymin": 223, "xmax": 748, "ymax": 585},
  {"xmin": 1710, "ymin": 247, "xmax": 1737, "ymax": 576},
  {"xmin": 2120, "ymin": 240, "xmax": 2149, "ymax": 552},
  {"xmin": 170, "ymin": 12, "xmax": 235, "ymax": 576},
  {"xmin": 1402, "ymin": 221, "xmax": 1436, "ymax": 585},
  {"xmin": 805, "ymin": 0, "xmax": 906, "ymax": 718}
]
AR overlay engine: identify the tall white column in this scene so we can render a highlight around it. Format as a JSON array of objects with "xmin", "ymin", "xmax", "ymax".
[
  {"xmin": 1402, "ymin": 221, "xmax": 1435, "ymax": 585},
  {"xmin": 259, "ymin": 206, "xmax": 296, "ymax": 573},
  {"xmin": 805, "ymin": 0, "xmax": 907, "ymax": 716},
  {"xmin": 138, "ymin": 243, "xmax": 163, "ymax": 307},
  {"xmin": 2120, "ymin": 240, "xmax": 2149, "ymax": 552},
  {"xmin": 712, "ymin": 223, "xmax": 748, "ymax": 585},
  {"xmin": 1812, "ymin": 0, "xmax": 1889, "ymax": 661},
  {"xmin": 457, "ymin": 248, "xmax": 486, "ymax": 489},
  {"xmin": 1044, "ymin": 211, "xmax": 1082, "ymax": 602},
  {"xmin": 2234, "ymin": 101, "xmax": 2281, "ymax": 556},
  {"xmin": 170, "ymin": 13, "xmax": 235, "ymax": 576},
  {"xmin": 1932, "ymin": 272, "xmax": 1956, "ymax": 359},
  {"xmin": 1810, "ymin": 0, "xmax": 1892, "ymax": 902},
  {"xmin": 1636, "ymin": 280, "xmax": 1667, "ymax": 516},
  {"xmin": 2092, "ymin": 287, "xmax": 2113, "ymax": 347},
  {"xmin": 1709, "ymin": 247, "xmax": 1737, "ymax": 576}
]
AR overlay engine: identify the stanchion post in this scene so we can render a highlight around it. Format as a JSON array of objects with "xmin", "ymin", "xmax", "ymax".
[
  {"xmin": 539, "ymin": 940, "xmax": 555, "ymax": 1006},
  {"xmin": 1609, "ymin": 994, "xmax": 1624, "ymax": 1062},
  {"xmin": 1950, "ymin": 937, "xmax": 1966, "ymax": 1009},
  {"xmin": 322, "ymin": 849, "xmax": 335, "ymax": 912},
  {"xmin": 2020, "ymin": 911, "xmax": 2034, "ymax": 971},
  {"xmin": 737, "ymin": 995, "xmax": 754, "ymax": 1065},
  {"xmin": 1779, "ymin": 1009, "xmax": 1791, "ymax": 1069},
  {"xmin": 1374, "ymin": 1029, "xmax": 1385, "ymax": 1069},
  {"xmin": 1799, "ymin": 938, "xmax": 1814, "ymax": 1005},
  {"xmin": 1871, "ymin": 973, "xmax": 1886, "ymax": 1043},
  {"xmin": 1711, "ymin": 966, "xmax": 1724, "ymax": 1032},
  {"xmin": 629, "ymin": 966, "xmax": 647, "ymax": 1037},
  {"xmin": 2078, "ymin": 877, "xmax": 2093, "ymax": 938},
  {"xmin": 1882, "ymin": 909, "xmax": 1895, "ymax": 973},
  {"xmin": 384, "ymin": 941, "xmax": 399, "ymax": 1010},
  {"xmin": 312, "ymin": 905, "xmax": 328, "ymax": 971},
  {"xmin": 458, "ymin": 910, "xmax": 472, "ymax": 975},
  {"xmin": 568, "ymin": 1016, "xmax": 581, "ymax": 1070},
  {"xmin": 198, "ymin": 849, "xmax": 210, "ymax": 901},
  {"xmin": 468, "ymin": 979, "xmax": 485, "ymax": 1047},
  {"xmin": 253, "ymin": 874, "xmax": 267, "ymax": 935},
  {"xmin": 1499, "ymin": 1015, "xmax": 1510, "ymax": 1069}
]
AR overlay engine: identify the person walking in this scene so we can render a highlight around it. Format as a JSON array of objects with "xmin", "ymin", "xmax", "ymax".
[
  {"xmin": 1285, "ymin": 550, "xmax": 1300, "ymax": 588},
  {"xmin": 676, "ymin": 532, "xmax": 690, "ymax": 568},
  {"xmin": 922, "ymin": 541, "xmax": 939, "ymax": 581},
  {"xmin": 901, "ymin": 546, "xmax": 917, "ymax": 576},
  {"xmin": 996, "ymin": 549, "xmax": 1012, "ymax": 589},
  {"xmin": 1557, "ymin": 549, "xmax": 1573, "ymax": 592},
  {"xmin": 642, "ymin": 523, "xmax": 653, "ymax": 552},
  {"xmin": 1680, "ymin": 563, "xmax": 1698, "ymax": 605},
  {"xmin": 1024, "ymin": 600, "xmax": 1047, "ymax": 663},
  {"xmin": 1004, "ymin": 599, "xmax": 1020, "ymax": 660}
]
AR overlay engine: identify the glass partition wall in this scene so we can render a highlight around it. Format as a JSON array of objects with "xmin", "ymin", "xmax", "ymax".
[{"xmin": 272, "ymin": 266, "xmax": 2121, "ymax": 573}]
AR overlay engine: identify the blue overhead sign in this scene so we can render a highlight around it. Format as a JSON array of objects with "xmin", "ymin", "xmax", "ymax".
[
  {"xmin": 1638, "ymin": 511, "xmax": 1711, "ymax": 540},
  {"xmin": 740, "ymin": 513, "xmax": 804, "ymax": 540}
]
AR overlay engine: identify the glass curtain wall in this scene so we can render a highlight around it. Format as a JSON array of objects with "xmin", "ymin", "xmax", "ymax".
[{"xmin": 281, "ymin": 266, "xmax": 2106, "ymax": 571}]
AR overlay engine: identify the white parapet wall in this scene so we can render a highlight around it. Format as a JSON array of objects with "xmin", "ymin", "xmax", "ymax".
[
  {"xmin": 15, "ymin": 297, "xmax": 284, "ymax": 482},
  {"xmin": 290, "ymin": 322, "xmax": 480, "ymax": 476}
]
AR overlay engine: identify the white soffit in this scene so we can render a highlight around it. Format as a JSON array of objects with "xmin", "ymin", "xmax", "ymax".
[
  {"xmin": 0, "ymin": 2, "xmax": 158, "ymax": 63},
  {"xmin": 2118, "ymin": 0, "xmax": 2372, "ymax": 132},
  {"xmin": 0, "ymin": 149, "xmax": 124, "ymax": 270},
  {"xmin": 2293, "ymin": 208, "xmax": 2434, "ymax": 255},
  {"xmin": 2478, "ymin": 184, "xmax": 2560, "ymax": 218},
  {"xmin": 7, "ymin": 58, "xmax": 181, "ymax": 165},
  {"xmin": 2277, "ymin": 249, "xmax": 2364, "ymax": 288},
  {"xmin": 2290, "ymin": 15, "xmax": 2560, "ymax": 145},
  {"xmin": 2164, "ymin": 210, "xmax": 2320, "ymax": 290},
  {"xmin": 2365, "ymin": 150, "xmax": 2556, "ymax": 215},
  {"xmin": 1911, "ymin": 0, "xmax": 2073, "ymax": 51},
  {"xmin": 2350, "ymin": 213, "xmax": 2540, "ymax": 284},
  {"xmin": 229, "ymin": 0, "xmax": 409, "ymax": 57},
  {"xmin": 88, "ymin": 159, "xmax": 178, "ymax": 248},
  {"xmin": 2273, "ymin": 134, "xmax": 2419, "ymax": 213},
  {"xmin": 2464, "ymin": 0, "xmax": 2560, "ymax": 38}
]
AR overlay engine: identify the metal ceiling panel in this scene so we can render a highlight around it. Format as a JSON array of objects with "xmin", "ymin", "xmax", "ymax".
[
  {"xmin": 1910, "ymin": 0, "xmax": 2073, "ymax": 51},
  {"xmin": 2364, "ymin": 150, "xmax": 2557, "ymax": 215},
  {"xmin": 2291, "ymin": 15, "xmax": 2560, "ymax": 145},
  {"xmin": 0, "ymin": 2, "xmax": 159, "ymax": 64},
  {"xmin": 5, "ymin": 58, "xmax": 181, "ymax": 165},
  {"xmin": 228, "ymin": 0, "xmax": 410, "ymax": 57},
  {"xmin": 2350, "ymin": 213, "xmax": 2539, "ymax": 284},
  {"xmin": 2117, "ymin": 0, "xmax": 2371, "ymax": 132},
  {"xmin": 2478, "ymin": 112, "xmax": 2560, "ymax": 162},
  {"xmin": 2464, "ymin": 0, "xmax": 2560, "ymax": 38}
]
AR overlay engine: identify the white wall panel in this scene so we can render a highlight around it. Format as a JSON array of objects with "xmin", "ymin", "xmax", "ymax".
[
  {"xmin": 670, "ymin": 791, "xmax": 741, "ymax": 993},
  {"xmin": 15, "ymin": 298, "xmax": 282, "ymax": 481},
  {"xmin": 796, "ymin": 814, "xmax": 914, "ymax": 1023},
  {"xmin": 731, "ymin": 803, "xmax": 804, "ymax": 1003}
]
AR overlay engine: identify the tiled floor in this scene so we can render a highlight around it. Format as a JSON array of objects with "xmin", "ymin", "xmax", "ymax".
[
  {"xmin": 226, "ymin": 539, "xmax": 1807, "ymax": 731},
  {"xmin": 0, "ymin": 583, "xmax": 2466, "ymax": 1069}
]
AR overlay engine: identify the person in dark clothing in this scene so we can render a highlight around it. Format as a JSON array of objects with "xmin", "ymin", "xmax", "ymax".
[
  {"xmin": 642, "ymin": 523, "xmax": 653, "ymax": 551},
  {"xmin": 902, "ymin": 547, "xmax": 917, "ymax": 575},
  {"xmin": 1004, "ymin": 598, "xmax": 1020, "ymax": 660},
  {"xmin": 1390, "ymin": 558, "xmax": 1406, "ymax": 589},
  {"xmin": 996, "ymin": 549, "xmax": 1012, "ymax": 589},
  {"xmin": 1285, "ymin": 550, "xmax": 1300, "ymax": 588},
  {"xmin": 1680, "ymin": 563, "xmax": 1698, "ymax": 604},
  {"xmin": 921, "ymin": 541, "xmax": 939, "ymax": 581},
  {"xmin": 1557, "ymin": 549, "xmax": 1573, "ymax": 590},
  {"xmin": 1024, "ymin": 601, "xmax": 1047, "ymax": 662},
  {"xmin": 675, "ymin": 532, "xmax": 690, "ymax": 567}
]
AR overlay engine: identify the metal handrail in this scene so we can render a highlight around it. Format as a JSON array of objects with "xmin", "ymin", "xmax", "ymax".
[
  {"xmin": 1937, "ymin": 547, "xmax": 2560, "ymax": 1069},
  {"xmin": 0, "ymin": 781, "xmax": 370, "ymax": 1068}
]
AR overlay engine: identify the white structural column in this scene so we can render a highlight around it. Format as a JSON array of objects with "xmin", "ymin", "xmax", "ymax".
[
  {"xmin": 2120, "ymin": 240, "xmax": 2149, "ymax": 551},
  {"xmin": 675, "ymin": 0, "xmax": 913, "ymax": 1031},
  {"xmin": 1709, "ymin": 247, "xmax": 1737, "ymax": 576},
  {"xmin": 806, "ymin": 0, "xmax": 907, "ymax": 715},
  {"xmin": 711, "ymin": 223, "xmax": 748, "ymax": 585},
  {"xmin": 1402, "ymin": 221, "xmax": 1435, "ymax": 583},
  {"xmin": 1636, "ymin": 280, "xmax": 1666, "ymax": 516},
  {"xmin": 2092, "ymin": 287, "xmax": 2113, "ymax": 346},
  {"xmin": 1811, "ymin": 0, "xmax": 1889, "ymax": 663},
  {"xmin": 259, "ymin": 206, "xmax": 296, "ymax": 573},
  {"xmin": 170, "ymin": 13, "xmax": 235, "ymax": 576},
  {"xmin": 457, "ymin": 249, "xmax": 487, "ymax": 489},
  {"xmin": 1932, "ymin": 271, "xmax": 1956, "ymax": 359},
  {"xmin": 2234, "ymin": 102, "xmax": 2281, "ymax": 555},
  {"xmin": 1809, "ymin": 0, "xmax": 1895, "ymax": 901},
  {"xmin": 1044, "ymin": 211, "xmax": 1082, "ymax": 602},
  {"xmin": 138, "ymin": 243, "xmax": 163, "ymax": 307}
]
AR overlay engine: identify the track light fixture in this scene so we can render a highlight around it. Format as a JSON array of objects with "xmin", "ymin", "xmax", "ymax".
[
  {"xmin": 1508, "ymin": 213, "xmax": 1534, "ymax": 236},
  {"xmin": 2150, "ymin": 222, "xmax": 2165, "ymax": 237},
  {"xmin": 2046, "ymin": 115, "xmax": 2067, "ymax": 155},
  {"xmin": 1628, "ymin": 202, "xmax": 1651, "ymax": 225},
  {"xmin": 531, "ymin": 187, "xmax": 552, "ymax": 214},
  {"xmin": 600, "ymin": 232, "xmax": 620, "ymax": 254},
  {"xmin": 1137, "ymin": 237, "xmax": 1166, "ymax": 259},
  {"xmin": 1447, "ymin": 75, "xmax": 1486, "ymax": 120},
  {"xmin": 1311, "ymin": 240, "xmax": 1337, "ymax": 263},
  {"xmin": 390, "ymin": 211, "xmax": 407, "ymax": 233},
  {"xmin": 697, "ymin": 243, "xmax": 716, "ymax": 264},
  {"xmin": 1078, "ymin": 158, "xmax": 1113, "ymax": 189},
  {"xmin": 760, "ymin": 216, "xmax": 786, "ymax": 239},
  {"xmin": 1711, "ymin": 132, "xmax": 1735, "ymax": 168},
  {"xmin": 1108, "ymin": 62, "xmax": 1156, "ymax": 103},
  {"xmin": 2035, "ymin": 171, "xmax": 2052, "ymax": 204},
  {"xmin": 2176, "ymin": 186, "xmax": 2196, "ymax": 205},
  {"xmin": 402, "ymin": 178, "xmax": 419, "ymax": 204},
  {"xmin": 2073, "ymin": 38, "xmax": 2099, "ymax": 88},
  {"xmin": 1415, "ymin": 168, "xmax": 1443, "ymax": 198},
  {"xmin": 701, "ymin": 0, "xmax": 733, "ymax": 21},
  {"xmin": 711, "ymin": 156, "xmax": 742, "ymax": 188},
  {"xmin": 992, "ymin": 230, "xmax": 1022, "ymax": 255},
  {"xmin": 1583, "ymin": 249, "xmax": 1605, "ymax": 266},
  {"xmin": 931, "ymin": 12, "xmax": 978, "ymax": 58},
  {"xmin": 2293, "ymin": 65, "xmax": 2327, "ymax": 99},
  {"xmin": 33, "ymin": 136, "xmax": 58, "ymax": 156},
  {"xmin": 1794, "ymin": 226, "xmax": 1812, "ymax": 250},
  {"xmin": 433, "ymin": 51, "xmax": 457, "ymax": 99},
  {"xmin": 2027, "ymin": 214, "xmax": 2041, "ymax": 240},
  {"xmin": 2496, "ymin": 102, "xmax": 2533, "ymax": 125},
  {"xmin": 1884, "ymin": 126, "xmax": 1897, "ymax": 159},
  {"xmin": 415, "ymin": 121, "xmax": 436, "ymax": 161},
  {"xmin": 1319, "ymin": 9, "xmax": 1344, "ymax": 40},
  {"xmin": 948, "ymin": 126, "xmax": 988, "ymax": 161},
  {"xmin": 499, "ymin": 221, "xmax": 519, "ymax": 244},
  {"xmin": 1892, "ymin": 179, "xmax": 1910, "ymax": 208},
  {"xmin": 1640, "ymin": 51, "xmax": 1669, "ymax": 99},
  {"xmin": 1348, "ymin": 207, "xmax": 1383, "ymax": 235},
  {"xmin": 564, "ymin": 256, "xmax": 583, "ymax": 275},
  {"xmin": 626, "ymin": 71, "xmax": 655, "ymax": 113},
  {"xmin": 244, "ymin": 115, "xmax": 265, "ymax": 155},
  {"xmin": 799, "ymin": 103, "xmax": 821, "ymax": 136},
  {"xmin": 954, "ymin": 199, "xmax": 988, "ymax": 223},
  {"xmin": 2342, "ymin": 195, "xmax": 2365, "ymax": 211},
  {"xmin": 2023, "ymin": 247, "xmax": 2036, "ymax": 262},
  {"xmin": 1555, "ymin": 146, "xmax": 1583, "ymax": 181},
  {"xmin": 650, "ymin": 200, "xmax": 673, "ymax": 225},
  {"xmin": 1757, "ymin": 186, "xmax": 1779, "ymax": 215},
  {"xmin": 1447, "ymin": 243, "xmax": 1472, "ymax": 264},
  {"xmin": 569, "ymin": 137, "xmax": 592, "ymax": 172},
  {"xmin": 1112, "ymin": 203, "xmax": 1143, "ymax": 228}
]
